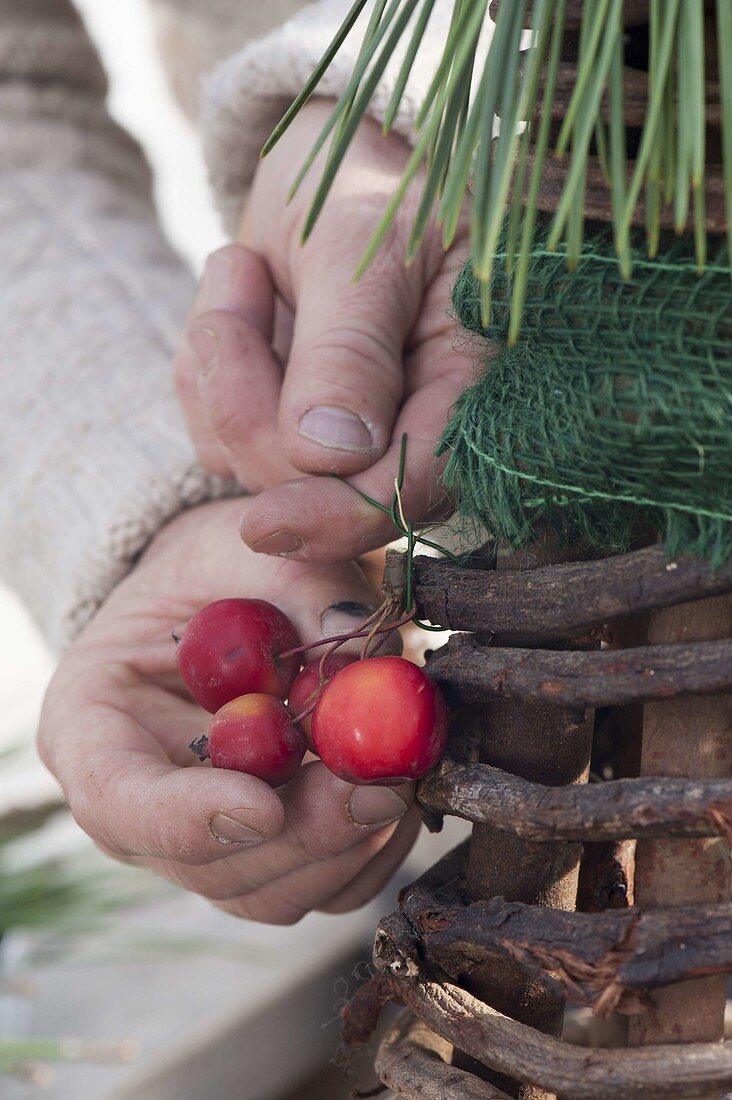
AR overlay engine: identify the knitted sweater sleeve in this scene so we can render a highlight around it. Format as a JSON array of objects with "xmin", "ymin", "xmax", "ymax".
[{"xmin": 0, "ymin": 0, "xmax": 234, "ymax": 651}]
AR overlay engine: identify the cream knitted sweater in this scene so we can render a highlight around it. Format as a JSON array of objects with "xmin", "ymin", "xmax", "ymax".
[{"xmin": 0, "ymin": 0, "xmax": 459, "ymax": 650}]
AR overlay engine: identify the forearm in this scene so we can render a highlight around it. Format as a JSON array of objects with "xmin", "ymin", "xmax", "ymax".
[{"xmin": 0, "ymin": 0, "xmax": 235, "ymax": 649}]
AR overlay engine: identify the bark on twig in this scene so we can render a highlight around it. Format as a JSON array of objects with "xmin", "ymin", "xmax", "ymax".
[
  {"xmin": 575, "ymin": 839, "xmax": 634, "ymax": 912},
  {"xmin": 445, "ymin": 539, "xmax": 596, "ymax": 1098},
  {"xmin": 526, "ymin": 154, "xmax": 728, "ymax": 234},
  {"xmin": 375, "ymin": 1011, "xmax": 511, "ymax": 1100},
  {"xmin": 427, "ymin": 636, "xmax": 732, "ymax": 710},
  {"xmin": 418, "ymin": 758, "xmax": 732, "ymax": 843},
  {"xmin": 394, "ymin": 888, "xmax": 732, "ymax": 1016},
  {"xmin": 630, "ymin": 595, "xmax": 732, "ymax": 1088},
  {"xmin": 545, "ymin": 65, "xmax": 722, "ymax": 128},
  {"xmin": 491, "ymin": 1, "xmax": 665, "ymax": 29},
  {"xmin": 398, "ymin": 976, "xmax": 732, "ymax": 1100},
  {"xmin": 390, "ymin": 547, "xmax": 731, "ymax": 641}
]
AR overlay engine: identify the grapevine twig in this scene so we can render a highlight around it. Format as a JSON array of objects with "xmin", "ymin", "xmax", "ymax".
[{"xmin": 336, "ymin": 434, "xmax": 457, "ymax": 632}]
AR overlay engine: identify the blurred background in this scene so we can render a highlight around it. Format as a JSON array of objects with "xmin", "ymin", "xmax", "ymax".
[{"xmin": 0, "ymin": 3, "xmax": 465, "ymax": 1096}]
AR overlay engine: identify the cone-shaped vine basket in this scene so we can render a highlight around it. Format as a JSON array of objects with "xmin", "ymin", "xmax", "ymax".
[{"xmin": 267, "ymin": 1, "xmax": 732, "ymax": 1095}]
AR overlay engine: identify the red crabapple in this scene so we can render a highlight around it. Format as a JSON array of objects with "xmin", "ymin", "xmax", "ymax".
[
  {"xmin": 288, "ymin": 652, "xmax": 359, "ymax": 750},
  {"xmin": 176, "ymin": 598, "xmax": 300, "ymax": 713},
  {"xmin": 311, "ymin": 655, "xmax": 448, "ymax": 785},
  {"xmin": 191, "ymin": 694, "xmax": 306, "ymax": 787}
]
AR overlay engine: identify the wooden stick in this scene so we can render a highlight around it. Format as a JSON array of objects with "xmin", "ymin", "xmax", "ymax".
[
  {"xmin": 490, "ymin": 0, "xmax": 654, "ymax": 29},
  {"xmin": 376, "ymin": 1011, "xmax": 511, "ymax": 1100},
  {"xmin": 390, "ymin": 547, "xmax": 731, "ymax": 641},
  {"xmin": 544, "ymin": 66, "xmax": 723, "ymax": 129},
  {"xmin": 396, "ymin": 976, "xmax": 732, "ymax": 1100},
  {"xmin": 427, "ymin": 635, "xmax": 732, "ymax": 710},
  {"xmin": 394, "ymin": 889, "xmax": 732, "ymax": 1014},
  {"xmin": 447, "ymin": 539, "xmax": 595, "ymax": 1099},
  {"xmin": 526, "ymin": 154, "xmax": 728, "ymax": 234},
  {"xmin": 417, "ymin": 758, "xmax": 732, "ymax": 843},
  {"xmin": 630, "ymin": 595, "xmax": 732, "ymax": 1093}
]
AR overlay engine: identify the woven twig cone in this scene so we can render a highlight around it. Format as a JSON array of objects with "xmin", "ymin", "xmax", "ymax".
[
  {"xmin": 360, "ymin": 545, "xmax": 732, "ymax": 1099},
  {"xmin": 346, "ymin": 6, "xmax": 732, "ymax": 1098}
]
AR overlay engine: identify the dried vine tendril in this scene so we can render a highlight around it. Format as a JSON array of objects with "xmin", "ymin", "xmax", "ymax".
[{"xmin": 333, "ymin": 432, "xmax": 456, "ymax": 632}]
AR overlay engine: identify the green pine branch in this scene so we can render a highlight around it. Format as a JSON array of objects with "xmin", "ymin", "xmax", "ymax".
[{"xmin": 263, "ymin": 0, "xmax": 732, "ymax": 339}]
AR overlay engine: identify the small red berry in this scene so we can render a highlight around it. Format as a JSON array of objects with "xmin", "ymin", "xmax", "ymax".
[
  {"xmin": 288, "ymin": 652, "xmax": 359, "ymax": 751},
  {"xmin": 177, "ymin": 599, "xmax": 300, "ymax": 713},
  {"xmin": 194, "ymin": 694, "xmax": 306, "ymax": 787},
  {"xmin": 311, "ymin": 655, "xmax": 448, "ymax": 785}
]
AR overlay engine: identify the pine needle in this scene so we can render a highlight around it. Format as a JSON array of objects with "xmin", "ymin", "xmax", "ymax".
[{"xmin": 263, "ymin": 0, "xmax": 732, "ymax": 334}]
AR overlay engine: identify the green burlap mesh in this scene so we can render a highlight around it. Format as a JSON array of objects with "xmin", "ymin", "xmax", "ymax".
[{"xmin": 439, "ymin": 222, "xmax": 732, "ymax": 567}]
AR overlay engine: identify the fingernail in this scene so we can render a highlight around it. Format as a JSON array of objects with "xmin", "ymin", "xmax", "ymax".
[
  {"xmin": 187, "ymin": 326, "xmax": 219, "ymax": 377},
  {"xmin": 348, "ymin": 787, "xmax": 409, "ymax": 827},
  {"xmin": 321, "ymin": 601, "xmax": 374, "ymax": 636},
  {"xmin": 251, "ymin": 530, "xmax": 304, "ymax": 556},
  {"xmin": 298, "ymin": 406, "xmax": 374, "ymax": 452},
  {"xmin": 197, "ymin": 251, "xmax": 236, "ymax": 312},
  {"xmin": 210, "ymin": 812, "xmax": 268, "ymax": 846}
]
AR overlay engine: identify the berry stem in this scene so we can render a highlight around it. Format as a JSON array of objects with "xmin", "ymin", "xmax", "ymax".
[
  {"xmin": 278, "ymin": 605, "xmax": 415, "ymax": 661},
  {"xmin": 292, "ymin": 699, "xmax": 318, "ymax": 725}
]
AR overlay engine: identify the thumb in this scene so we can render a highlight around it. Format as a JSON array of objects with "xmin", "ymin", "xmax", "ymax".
[{"xmin": 278, "ymin": 226, "xmax": 420, "ymax": 477}]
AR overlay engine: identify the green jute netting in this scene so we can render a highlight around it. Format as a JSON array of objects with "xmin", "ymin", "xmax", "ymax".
[{"xmin": 438, "ymin": 221, "xmax": 732, "ymax": 567}]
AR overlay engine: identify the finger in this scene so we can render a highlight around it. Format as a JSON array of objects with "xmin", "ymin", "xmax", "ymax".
[
  {"xmin": 173, "ymin": 247, "xmax": 298, "ymax": 488},
  {"xmin": 172, "ymin": 245, "xmax": 274, "ymax": 477},
  {"xmin": 316, "ymin": 808, "xmax": 421, "ymax": 914},
  {"xmin": 195, "ymin": 244, "xmax": 275, "ymax": 325},
  {"xmin": 128, "ymin": 762, "xmax": 414, "ymax": 899},
  {"xmin": 100, "ymin": 502, "xmax": 400, "ymax": 678},
  {"xmin": 279, "ymin": 220, "xmax": 419, "ymax": 478},
  {"xmin": 185, "ymin": 310, "xmax": 300, "ymax": 490},
  {"xmin": 262, "ymin": 557, "xmax": 401, "ymax": 658},
  {"xmin": 141, "ymin": 811, "xmax": 418, "ymax": 923},
  {"xmin": 240, "ymin": 294, "xmax": 472, "ymax": 560},
  {"xmin": 38, "ymin": 692, "xmax": 285, "ymax": 866},
  {"xmin": 239, "ymin": 387, "xmax": 459, "ymax": 563},
  {"xmin": 214, "ymin": 810, "xmax": 421, "ymax": 924}
]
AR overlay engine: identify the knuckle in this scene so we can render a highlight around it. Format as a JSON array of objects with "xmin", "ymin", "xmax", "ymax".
[
  {"xmin": 36, "ymin": 671, "xmax": 69, "ymax": 773},
  {"xmin": 318, "ymin": 893, "xmax": 357, "ymax": 915},
  {"xmin": 93, "ymin": 840, "xmax": 140, "ymax": 867},
  {"xmin": 193, "ymin": 308, "xmax": 242, "ymax": 338},
  {"xmin": 157, "ymin": 820, "xmax": 218, "ymax": 867},
  {"xmin": 304, "ymin": 328, "xmax": 403, "ymax": 407},
  {"xmin": 35, "ymin": 721, "xmax": 54, "ymax": 774},
  {"xmin": 207, "ymin": 401, "xmax": 247, "ymax": 447},
  {"xmin": 70, "ymin": 757, "xmax": 137, "ymax": 855},
  {"xmin": 198, "ymin": 877, "xmax": 250, "ymax": 902},
  {"xmin": 286, "ymin": 818, "xmax": 355, "ymax": 864},
  {"xmin": 69, "ymin": 788, "xmax": 121, "ymax": 854}
]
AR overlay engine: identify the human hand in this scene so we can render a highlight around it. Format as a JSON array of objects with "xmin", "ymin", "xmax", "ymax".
[
  {"xmin": 38, "ymin": 500, "xmax": 419, "ymax": 923},
  {"xmin": 173, "ymin": 100, "xmax": 472, "ymax": 562}
]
